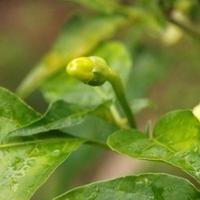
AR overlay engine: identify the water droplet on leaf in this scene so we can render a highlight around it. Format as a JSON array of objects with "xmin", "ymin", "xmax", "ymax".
[{"xmin": 52, "ymin": 149, "xmax": 60, "ymax": 157}]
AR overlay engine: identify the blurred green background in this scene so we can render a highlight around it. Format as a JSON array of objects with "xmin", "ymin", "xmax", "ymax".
[{"xmin": 0, "ymin": 0, "xmax": 199, "ymax": 199}]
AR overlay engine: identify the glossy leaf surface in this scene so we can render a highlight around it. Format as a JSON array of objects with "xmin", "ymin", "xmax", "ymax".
[
  {"xmin": 108, "ymin": 110, "xmax": 200, "ymax": 182},
  {"xmin": 0, "ymin": 87, "xmax": 83, "ymax": 200},
  {"xmin": 11, "ymin": 100, "xmax": 116, "ymax": 144},
  {"xmin": 54, "ymin": 173, "xmax": 200, "ymax": 200}
]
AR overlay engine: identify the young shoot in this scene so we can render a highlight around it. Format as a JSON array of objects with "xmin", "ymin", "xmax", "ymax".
[{"xmin": 66, "ymin": 56, "xmax": 136, "ymax": 128}]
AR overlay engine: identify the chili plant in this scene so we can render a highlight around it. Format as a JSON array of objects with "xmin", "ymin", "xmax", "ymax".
[{"xmin": 1, "ymin": 0, "xmax": 200, "ymax": 199}]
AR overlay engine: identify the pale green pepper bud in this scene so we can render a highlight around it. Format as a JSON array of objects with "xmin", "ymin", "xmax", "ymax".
[
  {"xmin": 66, "ymin": 56, "xmax": 111, "ymax": 86},
  {"xmin": 66, "ymin": 56, "xmax": 136, "ymax": 128}
]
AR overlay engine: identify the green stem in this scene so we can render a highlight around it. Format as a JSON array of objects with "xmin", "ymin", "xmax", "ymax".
[
  {"xmin": 168, "ymin": 17, "xmax": 200, "ymax": 42},
  {"xmin": 158, "ymin": 2, "xmax": 200, "ymax": 42},
  {"xmin": 94, "ymin": 87, "xmax": 127, "ymax": 128},
  {"xmin": 106, "ymin": 71, "xmax": 137, "ymax": 129}
]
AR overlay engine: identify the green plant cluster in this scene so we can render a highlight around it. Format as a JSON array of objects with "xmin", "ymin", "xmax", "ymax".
[{"xmin": 1, "ymin": 0, "xmax": 200, "ymax": 199}]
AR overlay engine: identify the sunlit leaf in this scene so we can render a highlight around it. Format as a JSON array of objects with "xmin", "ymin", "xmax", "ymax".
[
  {"xmin": 0, "ymin": 87, "xmax": 83, "ymax": 200},
  {"xmin": 108, "ymin": 110, "xmax": 200, "ymax": 182}
]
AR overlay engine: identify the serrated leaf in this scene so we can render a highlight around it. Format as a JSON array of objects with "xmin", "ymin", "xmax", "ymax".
[
  {"xmin": 108, "ymin": 110, "xmax": 200, "ymax": 182},
  {"xmin": 54, "ymin": 173, "xmax": 200, "ymax": 200},
  {"xmin": 17, "ymin": 15, "xmax": 126, "ymax": 98},
  {"xmin": 41, "ymin": 41, "xmax": 132, "ymax": 107},
  {"xmin": 0, "ymin": 87, "xmax": 84, "ymax": 200}
]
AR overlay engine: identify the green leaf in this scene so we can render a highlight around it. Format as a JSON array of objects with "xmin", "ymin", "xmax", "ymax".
[
  {"xmin": 54, "ymin": 173, "xmax": 200, "ymax": 200},
  {"xmin": 17, "ymin": 15, "xmax": 126, "ymax": 98},
  {"xmin": 127, "ymin": 48, "xmax": 167, "ymax": 99},
  {"xmin": 108, "ymin": 110, "xmax": 200, "ymax": 182},
  {"xmin": 41, "ymin": 41, "xmax": 132, "ymax": 107},
  {"xmin": 0, "ymin": 87, "xmax": 39, "ymax": 142},
  {"xmin": 10, "ymin": 100, "xmax": 88, "ymax": 138},
  {"xmin": 48, "ymin": 145, "xmax": 103, "ymax": 197},
  {"xmin": 62, "ymin": 114, "xmax": 116, "ymax": 144},
  {"xmin": 11, "ymin": 100, "xmax": 116, "ymax": 144},
  {"xmin": 94, "ymin": 41, "xmax": 132, "ymax": 85},
  {"xmin": 0, "ymin": 137, "xmax": 83, "ymax": 200},
  {"xmin": 0, "ymin": 87, "xmax": 83, "ymax": 200}
]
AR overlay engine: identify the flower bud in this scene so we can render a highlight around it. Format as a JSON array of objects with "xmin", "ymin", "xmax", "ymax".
[{"xmin": 66, "ymin": 56, "xmax": 110, "ymax": 86}]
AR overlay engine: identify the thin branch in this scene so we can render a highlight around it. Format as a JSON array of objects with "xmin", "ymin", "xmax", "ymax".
[
  {"xmin": 158, "ymin": 1, "xmax": 200, "ymax": 42},
  {"xmin": 168, "ymin": 16, "xmax": 200, "ymax": 42}
]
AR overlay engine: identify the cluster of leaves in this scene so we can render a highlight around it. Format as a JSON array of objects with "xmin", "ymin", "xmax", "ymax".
[{"xmin": 1, "ymin": 0, "xmax": 200, "ymax": 199}]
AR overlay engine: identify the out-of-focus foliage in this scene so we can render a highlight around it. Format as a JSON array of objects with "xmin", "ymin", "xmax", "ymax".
[
  {"xmin": 66, "ymin": 0, "xmax": 122, "ymax": 14},
  {"xmin": 127, "ymin": 47, "xmax": 167, "ymax": 99},
  {"xmin": 41, "ymin": 41, "xmax": 132, "ymax": 106},
  {"xmin": 193, "ymin": 103, "xmax": 200, "ymax": 122},
  {"xmin": 16, "ymin": 15, "xmax": 127, "ymax": 98},
  {"xmin": 0, "ymin": 0, "xmax": 200, "ymax": 199}
]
